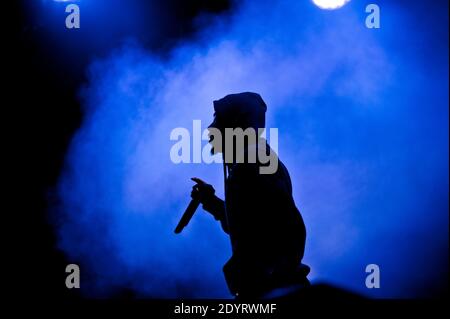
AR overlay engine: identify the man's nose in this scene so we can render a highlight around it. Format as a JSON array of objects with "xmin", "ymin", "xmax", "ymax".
[
  {"xmin": 207, "ymin": 120, "xmax": 217, "ymax": 133},
  {"xmin": 208, "ymin": 119, "xmax": 216, "ymax": 129}
]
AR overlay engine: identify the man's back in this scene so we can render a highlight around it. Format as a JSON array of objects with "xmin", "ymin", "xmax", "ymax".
[{"xmin": 223, "ymin": 150, "xmax": 307, "ymax": 297}]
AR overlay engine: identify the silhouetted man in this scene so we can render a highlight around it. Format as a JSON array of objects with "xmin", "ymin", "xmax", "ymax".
[{"xmin": 192, "ymin": 92, "xmax": 309, "ymax": 298}]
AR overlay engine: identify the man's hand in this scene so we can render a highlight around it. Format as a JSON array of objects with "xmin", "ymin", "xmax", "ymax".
[
  {"xmin": 191, "ymin": 177, "xmax": 227, "ymax": 231},
  {"xmin": 190, "ymin": 177, "xmax": 215, "ymax": 204}
]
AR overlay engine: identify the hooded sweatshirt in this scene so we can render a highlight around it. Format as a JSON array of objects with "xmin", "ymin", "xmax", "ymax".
[{"xmin": 207, "ymin": 92, "xmax": 308, "ymax": 297}]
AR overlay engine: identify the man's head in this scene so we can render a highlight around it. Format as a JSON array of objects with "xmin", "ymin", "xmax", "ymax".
[{"xmin": 208, "ymin": 92, "xmax": 267, "ymax": 154}]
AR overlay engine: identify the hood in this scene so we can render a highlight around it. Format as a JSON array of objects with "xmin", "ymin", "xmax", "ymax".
[{"xmin": 213, "ymin": 92, "xmax": 267, "ymax": 130}]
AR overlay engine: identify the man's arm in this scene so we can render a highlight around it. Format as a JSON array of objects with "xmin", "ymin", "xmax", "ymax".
[
  {"xmin": 202, "ymin": 196, "xmax": 229, "ymax": 234},
  {"xmin": 191, "ymin": 177, "xmax": 229, "ymax": 234}
]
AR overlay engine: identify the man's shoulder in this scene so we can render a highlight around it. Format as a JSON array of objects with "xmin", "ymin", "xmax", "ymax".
[{"xmin": 228, "ymin": 160, "xmax": 284, "ymax": 181}]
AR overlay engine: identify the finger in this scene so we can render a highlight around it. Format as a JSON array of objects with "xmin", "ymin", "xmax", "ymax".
[{"xmin": 191, "ymin": 177, "xmax": 206, "ymax": 185}]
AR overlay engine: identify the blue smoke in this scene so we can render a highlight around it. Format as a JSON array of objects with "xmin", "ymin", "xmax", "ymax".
[{"xmin": 55, "ymin": 0, "xmax": 448, "ymax": 298}]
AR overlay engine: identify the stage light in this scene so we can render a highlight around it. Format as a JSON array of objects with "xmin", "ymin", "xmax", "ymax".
[{"xmin": 312, "ymin": 0, "xmax": 350, "ymax": 10}]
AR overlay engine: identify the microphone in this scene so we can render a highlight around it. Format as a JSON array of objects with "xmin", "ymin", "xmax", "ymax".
[{"xmin": 174, "ymin": 198, "xmax": 200, "ymax": 234}]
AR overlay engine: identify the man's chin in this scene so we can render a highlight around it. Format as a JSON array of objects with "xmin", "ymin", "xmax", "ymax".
[{"xmin": 210, "ymin": 145, "xmax": 222, "ymax": 155}]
